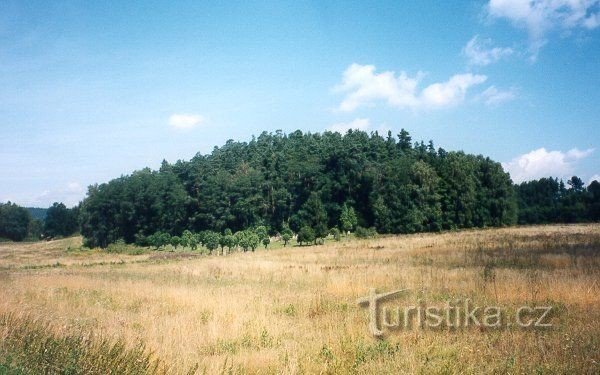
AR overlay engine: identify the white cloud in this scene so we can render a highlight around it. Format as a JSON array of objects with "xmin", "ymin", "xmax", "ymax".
[
  {"xmin": 168, "ymin": 113, "xmax": 205, "ymax": 130},
  {"xmin": 488, "ymin": 0, "xmax": 600, "ymax": 58},
  {"xmin": 420, "ymin": 73, "xmax": 488, "ymax": 107},
  {"xmin": 334, "ymin": 63, "xmax": 487, "ymax": 112},
  {"xmin": 503, "ymin": 147, "xmax": 594, "ymax": 183},
  {"xmin": 463, "ymin": 35, "xmax": 513, "ymax": 66},
  {"xmin": 589, "ymin": 174, "xmax": 600, "ymax": 184},
  {"xmin": 328, "ymin": 118, "xmax": 371, "ymax": 133},
  {"xmin": 480, "ymin": 85, "xmax": 517, "ymax": 106}
]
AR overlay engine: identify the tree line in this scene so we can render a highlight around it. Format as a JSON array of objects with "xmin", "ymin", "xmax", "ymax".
[
  {"xmin": 0, "ymin": 202, "xmax": 78, "ymax": 242},
  {"xmin": 73, "ymin": 129, "xmax": 529, "ymax": 247},
  {"xmin": 2, "ymin": 130, "xmax": 599, "ymax": 246}
]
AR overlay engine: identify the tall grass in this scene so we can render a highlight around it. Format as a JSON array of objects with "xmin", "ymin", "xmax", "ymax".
[
  {"xmin": 0, "ymin": 313, "xmax": 168, "ymax": 374},
  {"xmin": 0, "ymin": 224, "xmax": 598, "ymax": 373}
]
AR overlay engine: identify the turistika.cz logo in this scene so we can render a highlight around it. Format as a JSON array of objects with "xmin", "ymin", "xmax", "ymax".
[{"xmin": 357, "ymin": 288, "xmax": 553, "ymax": 337}]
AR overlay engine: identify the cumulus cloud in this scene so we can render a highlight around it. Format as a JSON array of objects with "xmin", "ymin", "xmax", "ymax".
[
  {"xmin": 334, "ymin": 63, "xmax": 487, "ymax": 112},
  {"xmin": 463, "ymin": 35, "xmax": 514, "ymax": 66},
  {"xmin": 420, "ymin": 74, "xmax": 488, "ymax": 107},
  {"xmin": 503, "ymin": 147, "xmax": 594, "ymax": 183},
  {"xmin": 168, "ymin": 113, "xmax": 205, "ymax": 130},
  {"xmin": 488, "ymin": 0, "xmax": 600, "ymax": 58},
  {"xmin": 480, "ymin": 85, "xmax": 517, "ymax": 106},
  {"xmin": 589, "ymin": 174, "xmax": 600, "ymax": 184},
  {"xmin": 328, "ymin": 118, "xmax": 371, "ymax": 133}
]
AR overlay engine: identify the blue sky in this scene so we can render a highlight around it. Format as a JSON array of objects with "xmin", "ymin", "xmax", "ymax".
[{"xmin": 1, "ymin": 0, "xmax": 599, "ymax": 207}]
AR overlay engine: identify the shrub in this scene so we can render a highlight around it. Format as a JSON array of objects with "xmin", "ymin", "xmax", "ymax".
[
  {"xmin": 355, "ymin": 226, "xmax": 377, "ymax": 239},
  {"xmin": 297, "ymin": 226, "xmax": 316, "ymax": 245},
  {"xmin": 330, "ymin": 227, "xmax": 341, "ymax": 241}
]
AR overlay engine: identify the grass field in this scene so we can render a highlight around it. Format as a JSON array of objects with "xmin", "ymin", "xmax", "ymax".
[{"xmin": 1, "ymin": 224, "xmax": 599, "ymax": 374}]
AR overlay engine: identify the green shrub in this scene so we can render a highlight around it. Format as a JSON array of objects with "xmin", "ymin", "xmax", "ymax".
[{"xmin": 355, "ymin": 226, "xmax": 377, "ymax": 239}]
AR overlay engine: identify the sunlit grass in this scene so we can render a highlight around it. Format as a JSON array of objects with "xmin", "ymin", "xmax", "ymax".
[{"xmin": 0, "ymin": 224, "xmax": 599, "ymax": 373}]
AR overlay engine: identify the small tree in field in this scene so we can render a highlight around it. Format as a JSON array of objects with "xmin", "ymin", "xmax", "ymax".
[
  {"xmin": 236, "ymin": 230, "xmax": 260, "ymax": 252},
  {"xmin": 204, "ymin": 231, "xmax": 221, "ymax": 253},
  {"xmin": 340, "ymin": 203, "xmax": 358, "ymax": 234},
  {"xmin": 281, "ymin": 227, "xmax": 293, "ymax": 247},
  {"xmin": 255, "ymin": 226, "xmax": 270, "ymax": 249},
  {"xmin": 330, "ymin": 227, "xmax": 341, "ymax": 241},
  {"xmin": 222, "ymin": 229, "xmax": 237, "ymax": 253},
  {"xmin": 262, "ymin": 237, "xmax": 270, "ymax": 249},
  {"xmin": 297, "ymin": 226, "xmax": 315, "ymax": 246},
  {"xmin": 181, "ymin": 230, "xmax": 198, "ymax": 250},
  {"xmin": 147, "ymin": 231, "xmax": 171, "ymax": 250},
  {"xmin": 170, "ymin": 235, "xmax": 181, "ymax": 248}
]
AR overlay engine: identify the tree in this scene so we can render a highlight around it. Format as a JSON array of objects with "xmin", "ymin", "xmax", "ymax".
[
  {"xmin": 568, "ymin": 176, "xmax": 585, "ymax": 192},
  {"xmin": 221, "ymin": 230, "xmax": 238, "ymax": 253},
  {"xmin": 44, "ymin": 202, "xmax": 78, "ymax": 238},
  {"xmin": 170, "ymin": 235, "xmax": 181, "ymax": 248},
  {"xmin": 147, "ymin": 231, "xmax": 171, "ymax": 249},
  {"xmin": 203, "ymin": 231, "xmax": 221, "ymax": 253},
  {"xmin": 0, "ymin": 202, "xmax": 31, "ymax": 241},
  {"xmin": 236, "ymin": 230, "xmax": 260, "ymax": 252},
  {"xmin": 262, "ymin": 237, "xmax": 270, "ymax": 248},
  {"xmin": 281, "ymin": 227, "xmax": 293, "ymax": 247},
  {"xmin": 398, "ymin": 128, "xmax": 412, "ymax": 151},
  {"xmin": 330, "ymin": 227, "xmax": 341, "ymax": 241},
  {"xmin": 294, "ymin": 193, "xmax": 328, "ymax": 242},
  {"xmin": 27, "ymin": 219, "xmax": 43, "ymax": 240},
  {"xmin": 75, "ymin": 129, "xmax": 559, "ymax": 247},
  {"xmin": 297, "ymin": 226, "xmax": 315, "ymax": 246},
  {"xmin": 340, "ymin": 203, "xmax": 358, "ymax": 234},
  {"xmin": 181, "ymin": 230, "xmax": 198, "ymax": 250}
]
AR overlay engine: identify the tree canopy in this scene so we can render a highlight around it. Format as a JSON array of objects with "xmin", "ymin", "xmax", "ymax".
[{"xmin": 78, "ymin": 129, "xmax": 523, "ymax": 247}]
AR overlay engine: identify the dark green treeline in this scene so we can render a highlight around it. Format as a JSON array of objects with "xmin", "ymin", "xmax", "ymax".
[{"xmin": 79, "ymin": 129, "xmax": 520, "ymax": 247}]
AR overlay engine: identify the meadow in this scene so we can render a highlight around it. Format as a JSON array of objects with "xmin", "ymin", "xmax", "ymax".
[{"xmin": 1, "ymin": 224, "xmax": 599, "ymax": 374}]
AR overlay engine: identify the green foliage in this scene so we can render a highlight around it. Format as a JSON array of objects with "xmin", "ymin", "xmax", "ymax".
[
  {"xmin": 355, "ymin": 226, "xmax": 377, "ymax": 239},
  {"xmin": 297, "ymin": 226, "xmax": 316, "ymax": 245},
  {"xmin": 255, "ymin": 225, "xmax": 268, "ymax": 241},
  {"xmin": 0, "ymin": 202, "xmax": 31, "ymax": 242},
  {"xmin": 203, "ymin": 231, "xmax": 221, "ymax": 252},
  {"xmin": 75, "ymin": 130, "xmax": 598, "ymax": 247},
  {"xmin": 147, "ymin": 231, "xmax": 171, "ymax": 250},
  {"xmin": 236, "ymin": 230, "xmax": 260, "ymax": 252},
  {"xmin": 292, "ymin": 192, "xmax": 328, "ymax": 240},
  {"xmin": 221, "ymin": 233, "xmax": 238, "ymax": 251},
  {"xmin": 340, "ymin": 203, "xmax": 357, "ymax": 233},
  {"xmin": 170, "ymin": 235, "xmax": 181, "ymax": 248},
  {"xmin": 281, "ymin": 227, "xmax": 293, "ymax": 247},
  {"xmin": 43, "ymin": 202, "xmax": 78, "ymax": 238},
  {"xmin": 515, "ymin": 176, "xmax": 600, "ymax": 224},
  {"xmin": 262, "ymin": 237, "xmax": 270, "ymax": 248},
  {"xmin": 330, "ymin": 227, "xmax": 341, "ymax": 241},
  {"xmin": 26, "ymin": 219, "xmax": 43, "ymax": 241},
  {"xmin": 181, "ymin": 230, "xmax": 198, "ymax": 250}
]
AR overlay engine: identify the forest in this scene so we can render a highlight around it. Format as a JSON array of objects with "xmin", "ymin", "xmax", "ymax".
[{"xmin": 1, "ymin": 129, "xmax": 599, "ymax": 247}]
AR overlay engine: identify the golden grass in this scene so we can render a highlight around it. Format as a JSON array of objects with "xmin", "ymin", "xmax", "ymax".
[{"xmin": 1, "ymin": 224, "xmax": 599, "ymax": 374}]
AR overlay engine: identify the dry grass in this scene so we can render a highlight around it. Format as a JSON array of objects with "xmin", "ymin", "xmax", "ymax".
[{"xmin": 1, "ymin": 224, "xmax": 599, "ymax": 374}]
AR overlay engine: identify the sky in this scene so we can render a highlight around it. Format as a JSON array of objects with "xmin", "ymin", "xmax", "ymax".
[{"xmin": 1, "ymin": 0, "xmax": 599, "ymax": 207}]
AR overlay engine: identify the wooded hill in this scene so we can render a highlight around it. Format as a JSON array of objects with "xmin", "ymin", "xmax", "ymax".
[{"xmin": 79, "ymin": 129, "xmax": 519, "ymax": 247}]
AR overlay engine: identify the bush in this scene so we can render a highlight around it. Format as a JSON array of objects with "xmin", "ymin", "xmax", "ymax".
[
  {"xmin": 236, "ymin": 230, "xmax": 259, "ymax": 252},
  {"xmin": 297, "ymin": 226, "xmax": 316, "ymax": 245},
  {"xmin": 355, "ymin": 226, "xmax": 377, "ymax": 239},
  {"xmin": 203, "ymin": 231, "xmax": 221, "ymax": 252},
  {"xmin": 330, "ymin": 227, "xmax": 341, "ymax": 241},
  {"xmin": 281, "ymin": 227, "xmax": 293, "ymax": 247}
]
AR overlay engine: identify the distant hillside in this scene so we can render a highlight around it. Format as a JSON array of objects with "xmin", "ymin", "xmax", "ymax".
[{"xmin": 26, "ymin": 207, "xmax": 47, "ymax": 221}]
